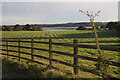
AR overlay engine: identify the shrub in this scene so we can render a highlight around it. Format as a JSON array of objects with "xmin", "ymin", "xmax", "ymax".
[
  {"xmin": 2, "ymin": 25, "xmax": 12, "ymax": 31},
  {"xmin": 14, "ymin": 24, "xmax": 22, "ymax": 31},
  {"xmin": 76, "ymin": 26, "xmax": 87, "ymax": 30},
  {"xmin": 106, "ymin": 22, "xmax": 120, "ymax": 31},
  {"xmin": 37, "ymin": 27, "xmax": 43, "ymax": 31}
]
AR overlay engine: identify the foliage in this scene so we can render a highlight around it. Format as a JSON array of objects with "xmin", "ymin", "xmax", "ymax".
[
  {"xmin": 76, "ymin": 26, "xmax": 87, "ymax": 30},
  {"xmin": 106, "ymin": 22, "xmax": 120, "ymax": 31},
  {"xmin": 23, "ymin": 24, "xmax": 32, "ymax": 31},
  {"xmin": 2, "ymin": 24, "xmax": 43, "ymax": 31},
  {"xmin": 31, "ymin": 22, "xmax": 103, "ymax": 27},
  {"xmin": 14, "ymin": 24, "xmax": 22, "ymax": 31},
  {"xmin": 2, "ymin": 25, "xmax": 12, "ymax": 31},
  {"xmin": 100, "ymin": 25, "xmax": 107, "ymax": 30},
  {"xmin": 95, "ymin": 51, "xmax": 113, "ymax": 78},
  {"xmin": 32, "ymin": 26, "xmax": 38, "ymax": 31},
  {"xmin": 37, "ymin": 27, "xmax": 43, "ymax": 31}
]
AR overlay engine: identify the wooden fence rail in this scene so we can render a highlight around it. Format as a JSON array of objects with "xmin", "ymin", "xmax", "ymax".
[
  {"xmin": 1, "ymin": 38, "xmax": 120, "ymax": 75},
  {"xmin": 2, "ymin": 39, "xmax": 120, "ymax": 52}
]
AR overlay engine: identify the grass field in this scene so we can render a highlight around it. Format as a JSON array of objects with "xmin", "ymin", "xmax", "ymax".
[{"xmin": 2, "ymin": 30, "xmax": 119, "ymax": 78}]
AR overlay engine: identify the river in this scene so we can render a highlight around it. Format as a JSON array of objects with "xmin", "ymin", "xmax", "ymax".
[{"xmin": 42, "ymin": 26, "xmax": 93, "ymax": 31}]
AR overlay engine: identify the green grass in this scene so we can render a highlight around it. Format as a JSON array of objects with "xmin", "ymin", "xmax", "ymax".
[
  {"xmin": 2, "ymin": 58, "xmax": 69, "ymax": 79},
  {"xmin": 2, "ymin": 30, "xmax": 120, "ymax": 79},
  {"xmin": 2, "ymin": 30, "xmax": 119, "ymax": 46}
]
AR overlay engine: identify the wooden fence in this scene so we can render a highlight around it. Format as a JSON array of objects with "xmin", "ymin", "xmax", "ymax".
[{"xmin": 1, "ymin": 38, "xmax": 120, "ymax": 75}]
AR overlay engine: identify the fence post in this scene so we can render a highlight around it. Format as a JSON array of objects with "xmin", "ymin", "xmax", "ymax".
[
  {"xmin": 18, "ymin": 38, "xmax": 21, "ymax": 61},
  {"xmin": 73, "ymin": 39, "xmax": 79, "ymax": 75},
  {"xmin": 49, "ymin": 39, "xmax": 52, "ymax": 68},
  {"xmin": 6, "ymin": 38, "xmax": 9, "ymax": 59},
  {"xmin": 31, "ymin": 38, "xmax": 34, "ymax": 63}
]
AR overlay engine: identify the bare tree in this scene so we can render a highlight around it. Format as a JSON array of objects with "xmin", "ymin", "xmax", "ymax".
[
  {"xmin": 79, "ymin": 10, "xmax": 101, "ymax": 55},
  {"xmin": 79, "ymin": 10, "xmax": 112, "ymax": 79}
]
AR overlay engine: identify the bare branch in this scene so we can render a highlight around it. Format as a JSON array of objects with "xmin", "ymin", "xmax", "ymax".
[
  {"xmin": 86, "ymin": 11, "xmax": 90, "ymax": 17},
  {"xmin": 79, "ymin": 10, "xmax": 86, "ymax": 14},
  {"xmin": 79, "ymin": 10, "xmax": 101, "ymax": 19},
  {"xmin": 87, "ymin": 11, "xmax": 89, "ymax": 14},
  {"xmin": 94, "ymin": 10, "xmax": 101, "ymax": 18}
]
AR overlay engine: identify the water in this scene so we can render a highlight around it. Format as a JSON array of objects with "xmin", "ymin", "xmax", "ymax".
[
  {"xmin": 42, "ymin": 26, "xmax": 94, "ymax": 31},
  {"xmin": 42, "ymin": 27, "xmax": 78, "ymax": 31}
]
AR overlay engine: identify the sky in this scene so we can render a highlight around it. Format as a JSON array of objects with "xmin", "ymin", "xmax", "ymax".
[
  {"xmin": 1, "ymin": 1, "xmax": 119, "ymax": 25},
  {"xmin": 1, "ymin": 0, "xmax": 120, "ymax": 2}
]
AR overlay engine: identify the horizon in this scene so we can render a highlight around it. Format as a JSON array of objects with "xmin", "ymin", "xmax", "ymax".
[{"xmin": 1, "ymin": 21, "xmax": 116, "ymax": 26}]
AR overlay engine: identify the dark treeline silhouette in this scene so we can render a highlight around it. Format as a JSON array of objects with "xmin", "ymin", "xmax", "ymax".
[
  {"xmin": 76, "ymin": 21, "xmax": 120, "ymax": 31},
  {"xmin": 1, "ymin": 24, "xmax": 43, "ymax": 31},
  {"xmin": 100, "ymin": 21, "xmax": 120, "ymax": 31},
  {"xmin": 1, "ymin": 21, "xmax": 120, "ymax": 31},
  {"xmin": 76, "ymin": 26, "xmax": 88, "ymax": 30},
  {"xmin": 31, "ymin": 22, "xmax": 103, "ymax": 27},
  {"xmin": 106, "ymin": 21, "xmax": 120, "ymax": 31}
]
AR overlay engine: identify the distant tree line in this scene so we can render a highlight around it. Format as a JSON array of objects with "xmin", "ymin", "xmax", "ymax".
[
  {"xmin": 31, "ymin": 22, "xmax": 103, "ymax": 27},
  {"xmin": 106, "ymin": 21, "xmax": 120, "ymax": 30},
  {"xmin": 1, "ymin": 21, "xmax": 119, "ymax": 31},
  {"xmin": 2, "ymin": 24, "xmax": 43, "ymax": 31},
  {"xmin": 76, "ymin": 21, "xmax": 120, "ymax": 31}
]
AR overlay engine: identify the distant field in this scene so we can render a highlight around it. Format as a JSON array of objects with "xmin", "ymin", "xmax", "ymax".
[
  {"xmin": 2, "ymin": 30, "xmax": 119, "ymax": 46},
  {"xmin": 2, "ymin": 30, "xmax": 119, "ymax": 78}
]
